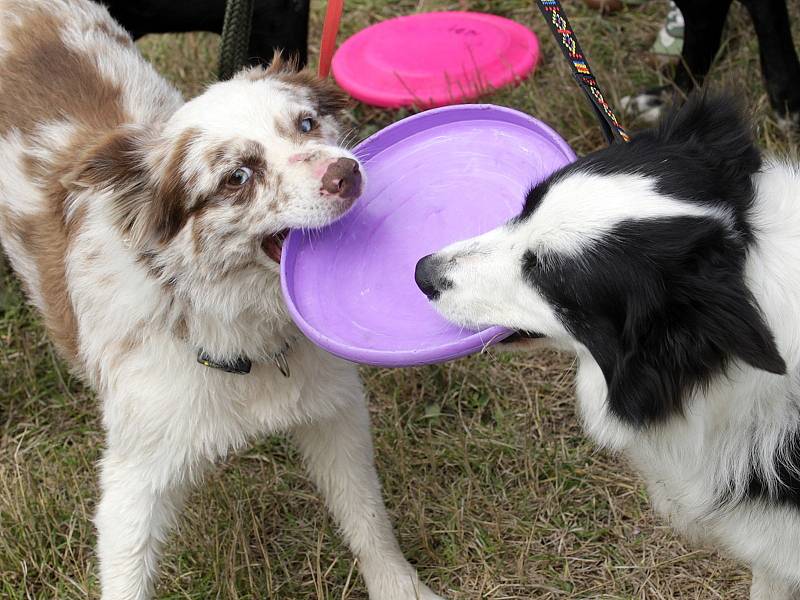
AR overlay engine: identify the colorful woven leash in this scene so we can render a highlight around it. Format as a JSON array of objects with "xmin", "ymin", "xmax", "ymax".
[{"xmin": 536, "ymin": 0, "xmax": 630, "ymax": 144}]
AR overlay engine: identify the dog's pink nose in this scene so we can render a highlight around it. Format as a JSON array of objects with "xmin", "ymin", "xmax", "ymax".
[{"xmin": 321, "ymin": 158, "xmax": 361, "ymax": 199}]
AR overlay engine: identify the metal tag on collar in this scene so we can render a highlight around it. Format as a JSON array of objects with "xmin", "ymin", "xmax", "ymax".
[
  {"xmin": 272, "ymin": 349, "xmax": 290, "ymax": 377},
  {"xmin": 197, "ymin": 350, "xmax": 252, "ymax": 374}
]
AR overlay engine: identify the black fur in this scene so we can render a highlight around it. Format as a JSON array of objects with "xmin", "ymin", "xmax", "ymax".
[
  {"xmin": 518, "ymin": 96, "xmax": 786, "ymax": 426},
  {"xmin": 745, "ymin": 429, "xmax": 800, "ymax": 507},
  {"xmin": 521, "ymin": 95, "xmax": 762, "ymax": 240},
  {"xmin": 524, "ymin": 216, "xmax": 785, "ymax": 425},
  {"xmin": 104, "ymin": 0, "xmax": 310, "ymax": 67}
]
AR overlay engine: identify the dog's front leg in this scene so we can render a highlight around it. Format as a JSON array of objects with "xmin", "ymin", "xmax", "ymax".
[
  {"xmin": 291, "ymin": 388, "xmax": 444, "ymax": 600},
  {"xmin": 623, "ymin": 0, "xmax": 733, "ymax": 123},
  {"xmin": 738, "ymin": 0, "xmax": 800, "ymax": 130},
  {"xmin": 672, "ymin": 0, "xmax": 733, "ymax": 93},
  {"xmin": 95, "ymin": 446, "xmax": 188, "ymax": 600}
]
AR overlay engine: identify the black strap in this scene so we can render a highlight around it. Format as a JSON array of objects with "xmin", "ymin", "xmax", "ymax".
[
  {"xmin": 196, "ymin": 347, "xmax": 292, "ymax": 377},
  {"xmin": 219, "ymin": 0, "xmax": 255, "ymax": 80},
  {"xmin": 198, "ymin": 349, "xmax": 252, "ymax": 374},
  {"xmin": 535, "ymin": 0, "xmax": 630, "ymax": 145}
]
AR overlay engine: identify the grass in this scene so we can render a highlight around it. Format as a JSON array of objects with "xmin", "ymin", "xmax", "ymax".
[{"xmin": 1, "ymin": 0, "xmax": 798, "ymax": 598}]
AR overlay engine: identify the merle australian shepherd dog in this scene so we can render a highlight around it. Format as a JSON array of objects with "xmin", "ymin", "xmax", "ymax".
[
  {"xmin": 416, "ymin": 95, "xmax": 800, "ymax": 599},
  {"xmin": 0, "ymin": 1, "xmax": 442, "ymax": 598}
]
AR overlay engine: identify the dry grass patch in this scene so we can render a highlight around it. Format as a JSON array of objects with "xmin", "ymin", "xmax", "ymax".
[{"xmin": 2, "ymin": 0, "xmax": 798, "ymax": 597}]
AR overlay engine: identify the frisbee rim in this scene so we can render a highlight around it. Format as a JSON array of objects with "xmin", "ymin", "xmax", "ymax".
[
  {"xmin": 280, "ymin": 103, "xmax": 576, "ymax": 367},
  {"xmin": 331, "ymin": 11, "xmax": 541, "ymax": 109}
]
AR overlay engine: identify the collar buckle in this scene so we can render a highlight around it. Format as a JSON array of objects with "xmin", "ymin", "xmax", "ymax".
[{"xmin": 273, "ymin": 350, "xmax": 291, "ymax": 377}]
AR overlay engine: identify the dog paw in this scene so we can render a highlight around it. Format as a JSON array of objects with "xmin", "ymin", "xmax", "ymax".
[
  {"xmin": 621, "ymin": 86, "xmax": 673, "ymax": 124},
  {"xmin": 380, "ymin": 582, "xmax": 444, "ymax": 600},
  {"xmin": 776, "ymin": 110, "xmax": 800, "ymax": 134},
  {"xmin": 365, "ymin": 571, "xmax": 445, "ymax": 600},
  {"xmin": 404, "ymin": 582, "xmax": 445, "ymax": 600}
]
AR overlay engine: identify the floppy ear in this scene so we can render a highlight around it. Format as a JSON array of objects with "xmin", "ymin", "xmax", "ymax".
[
  {"xmin": 593, "ymin": 217, "xmax": 786, "ymax": 426},
  {"xmin": 64, "ymin": 126, "xmax": 190, "ymax": 246}
]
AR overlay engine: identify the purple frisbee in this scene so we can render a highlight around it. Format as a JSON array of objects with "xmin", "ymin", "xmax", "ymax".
[{"xmin": 281, "ymin": 104, "xmax": 575, "ymax": 367}]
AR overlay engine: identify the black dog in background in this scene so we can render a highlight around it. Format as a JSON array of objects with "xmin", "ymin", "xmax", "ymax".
[
  {"xmin": 623, "ymin": 0, "xmax": 800, "ymax": 130},
  {"xmin": 104, "ymin": 0, "xmax": 310, "ymax": 66}
]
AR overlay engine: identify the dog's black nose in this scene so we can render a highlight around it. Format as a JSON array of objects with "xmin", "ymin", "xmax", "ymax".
[{"xmin": 415, "ymin": 254, "xmax": 448, "ymax": 300}]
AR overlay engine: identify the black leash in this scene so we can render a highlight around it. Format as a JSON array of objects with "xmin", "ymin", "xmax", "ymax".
[
  {"xmin": 535, "ymin": 0, "xmax": 630, "ymax": 145},
  {"xmin": 219, "ymin": 0, "xmax": 255, "ymax": 80}
]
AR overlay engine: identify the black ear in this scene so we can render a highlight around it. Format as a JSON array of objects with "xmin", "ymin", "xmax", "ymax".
[
  {"xmin": 717, "ymin": 289, "xmax": 787, "ymax": 376},
  {"xmin": 592, "ymin": 217, "xmax": 786, "ymax": 426},
  {"xmin": 656, "ymin": 92, "xmax": 761, "ymax": 183}
]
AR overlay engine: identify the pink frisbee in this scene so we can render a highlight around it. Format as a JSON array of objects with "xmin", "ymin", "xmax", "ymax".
[
  {"xmin": 280, "ymin": 104, "xmax": 575, "ymax": 367},
  {"xmin": 332, "ymin": 12, "xmax": 540, "ymax": 108}
]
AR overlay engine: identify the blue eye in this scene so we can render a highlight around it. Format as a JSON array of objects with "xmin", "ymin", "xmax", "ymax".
[
  {"xmin": 227, "ymin": 166, "xmax": 252, "ymax": 186},
  {"xmin": 300, "ymin": 117, "xmax": 316, "ymax": 133}
]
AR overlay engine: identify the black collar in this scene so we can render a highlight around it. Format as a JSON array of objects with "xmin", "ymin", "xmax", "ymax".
[{"xmin": 197, "ymin": 345, "xmax": 291, "ymax": 377}]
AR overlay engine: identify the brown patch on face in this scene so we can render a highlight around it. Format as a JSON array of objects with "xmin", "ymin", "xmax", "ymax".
[
  {"xmin": 155, "ymin": 137, "xmax": 274, "ymax": 257},
  {"xmin": 0, "ymin": 8, "xmax": 126, "ymax": 138},
  {"xmin": 153, "ymin": 129, "xmax": 202, "ymax": 241},
  {"xmin": 273, "ymin": 118, "xmax": 294, "ymax": 142},
  {"xmin": 203, "ymin": 142, "xmax": 228, "ymax": 172},
  {"xmin": 279, "ymin": 74, "xmax": 350, "ymax": 118},
  {"xmin": 202, "ymin": 139, "xmax": 269, "ymax": 208},
  {"xmin": 235, "ymin": 51, "xmax": 350, "ymax": 117},
  {"xmin": 274, "ymin": 114, "xmax": 328, "ymax": 147},
  {"xmin": 266, "ymin": 171, "xmax": 286, "ymax": 213},
  {"xmin": 231, "ymin": 142, "xmax": 268, "ymax": 206}
]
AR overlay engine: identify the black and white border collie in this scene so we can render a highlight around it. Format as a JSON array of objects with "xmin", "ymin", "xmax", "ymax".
[{"xmin": 415, "ymin": 95, "xmax": 800, "ymax": 599}]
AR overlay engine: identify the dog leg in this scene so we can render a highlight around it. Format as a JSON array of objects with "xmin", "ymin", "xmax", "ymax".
[
  {"xmin": 738, "ymin": 0, "xmax": 800, "ymax": 131},
  {"xmin": 292, "ymin": 390, "xmax": 444, "ymax": 600},
  {"xmin": 750, "ymin": 568, "xmax": 800, "ymax": 600},
  {"xmin": 95, "ymin": 449, "xmax": 188, "ymax": 600},
  {"xmin": 623, "ymin": 0, "xmax": 733, "ymax": 123},
  {"xmin": 672, "ymin": 0, "xmax": 733, "ymax": 93}
]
